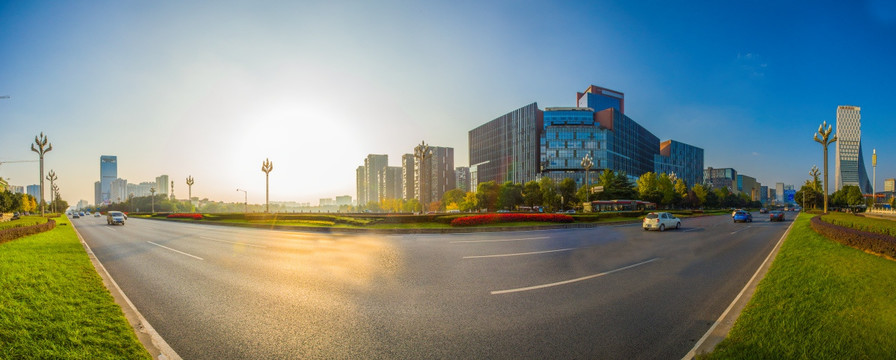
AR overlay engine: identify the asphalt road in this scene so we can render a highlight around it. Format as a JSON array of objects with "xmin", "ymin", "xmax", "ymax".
[{"xmin": 73, "ymin": 211, "xmax": 792, "ymax": 359}]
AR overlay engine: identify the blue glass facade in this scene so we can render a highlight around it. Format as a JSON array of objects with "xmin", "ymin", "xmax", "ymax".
[
  {"xmin": 654, "ymin": 140, "xmax": 704, "ymax": 187},
  {"xmin": 469, "ymin": 103, "xmax": 543, "ymax": 187},
  {"xmin": 577, "ymin": 85, "xmax": 624, "ymax": 113}
]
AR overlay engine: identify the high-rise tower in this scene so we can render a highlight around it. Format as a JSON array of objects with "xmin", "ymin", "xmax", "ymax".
[
  {"xmin": 99, "ymin": 155, "xmax": 117, "ymax": 205},
  {"xmin": 834, "ymin": 105, "xmax": 872, "ymax": 193}
]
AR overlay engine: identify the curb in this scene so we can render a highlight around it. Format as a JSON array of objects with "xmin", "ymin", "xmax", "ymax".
[
  {"xmin": 72, "ymin": 223, "xmax": 182, "ymax": 360},
  {"xmin": 682, "ymin": 213, "xmax": 798, "ymax": 359}
]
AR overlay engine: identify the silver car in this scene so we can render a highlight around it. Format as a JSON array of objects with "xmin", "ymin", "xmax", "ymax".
[
  {"xmin": 642, "ymin": 212, "xmax": 681, "ymax": 231},
  {"xmin": 107, "ymin": 211, "xmax": 126, "ymax": 225}
]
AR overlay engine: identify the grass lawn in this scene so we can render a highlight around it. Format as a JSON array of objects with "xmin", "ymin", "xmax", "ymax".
[
  {"xmin": 822, "ymin": 211, "xmax": 896, "ymax": 237},
  {"xmin": 703, "ymin": 213, "xmax": 896, "ymax": 359},
  {"xmin": 0, "ymin": 216, "xmax": 47, "ymax": 231},
  {"xmin": 0, "ymin": 215, "xmax": 151, "ymax": 360}
]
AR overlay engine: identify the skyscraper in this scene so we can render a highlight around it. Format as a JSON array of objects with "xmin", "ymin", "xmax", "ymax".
[
  {"xmin": 655, "ymin": 140, "xmax": 704, "ymax": 187},
  {"xmin": 100, "ymin": 155, "xmax": 117, "ymax": 205},
  {"xmin": 834, "ymin": 105, "xmax": 872, "ymax": 193},
  {"xmin": 155, "ymin": 175, "xmax": 169, "ymax": 196},
  {"xmin": 469, "ymin": 102, "xmax": 543, "ymax": 185},
  {"xmin": 401, "ymin": 154, "xmax": 415, "ymax": 200}
]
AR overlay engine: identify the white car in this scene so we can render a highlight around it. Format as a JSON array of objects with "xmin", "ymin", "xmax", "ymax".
[{"xmin": 643, "ymin": 212, "xmax": 681, "ymax": 231}]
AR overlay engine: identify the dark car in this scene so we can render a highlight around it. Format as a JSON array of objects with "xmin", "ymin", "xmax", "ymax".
[
  {"xmin": 769, "ymin": 210, "xmax": 785, "ymax": 222},
  {"xmin": 733, "ymin": 210, "xmax": 752, "ymax": 223},
  {"xmin": 759, "ymin": 208, "xmax": 768, "ymax": 214}
]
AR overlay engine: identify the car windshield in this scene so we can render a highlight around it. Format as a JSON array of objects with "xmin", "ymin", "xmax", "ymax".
[{"xmin": 646, "ymin": 214, "xmax": 658, "ymax": 219}]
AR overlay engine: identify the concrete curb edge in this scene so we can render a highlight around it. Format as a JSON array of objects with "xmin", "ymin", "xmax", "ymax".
[{"xmin": 72, "ymin": 223, "xmax": 182, "ymax": 360}]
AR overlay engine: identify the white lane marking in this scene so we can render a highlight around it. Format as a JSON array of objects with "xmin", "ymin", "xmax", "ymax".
[
  {"xmin": 730, "ymin": 225, "xmax": 753, "ymax": 235},
  {"xmin": 198, "ymin": 236, "xmax": 268, "ymax": 248},
  {"xmin": 450, "ymin": 236, "xmax": 550, "ymax": 244},
  {"xmin": 491, "ymin": 257, "xmax": 660, "ymax": 295},
  {"xmin": 147, "ymin": 241, "xmax": 205, "ymax": 260},
  {"xmin": 463, "ymin": 247, "xmax": 576, "ymax": 259},
  {"xmin": 102, "ymin": 226, "xmax": 117, "ymax": 231}
]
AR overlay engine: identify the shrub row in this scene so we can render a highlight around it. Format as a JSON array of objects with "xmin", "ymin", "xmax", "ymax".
[
  {"xmin": 821, "ymin": 213, "xmax": 896, "ymax": 238},
  {"xmin": 810, "ymin": 215, "xmax": 896, "ymax": 259},
  {"xmin": 167, "ymin": 213, "xmax": 203, "ymax": 220},
  {"xmin": 450, "ymin": 213, "xmax": 574, "ymax": 227},
  {"xmin": 0, "ymin": 219, "xmax": 56, "ymax": 245}
]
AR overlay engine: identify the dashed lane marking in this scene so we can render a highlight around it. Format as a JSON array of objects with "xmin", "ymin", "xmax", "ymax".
[
  {"xmin": 147, "ymin": 241, "xmax": 205, "ymax": 260},
  {"xmin": 463, "ymin": 247, "xmax": 576, "ymax": 259},
  {"xmin": 490, "ymin": 257, "xmax": 660, "ymax": 295}
]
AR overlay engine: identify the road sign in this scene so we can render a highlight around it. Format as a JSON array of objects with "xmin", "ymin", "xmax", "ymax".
[{"xmin": 591, "ymin": 186, "xmax": 604, "ymax": 193}]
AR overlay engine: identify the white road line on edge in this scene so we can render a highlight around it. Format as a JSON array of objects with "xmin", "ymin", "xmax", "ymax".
[
  {"xmin": 450, "ymin": 236, "xmax": 550, "ymax": 244},
  {"xmin": 147, "ymin": 241, "xmax": 205, "ymax": 260},
  {"xmin": 463, "ymin": 247, "xmax": 576, "ymax": 259},
  {"xmin": 490, "ymin": 257, "xmax": 660, "ymax": 295}
]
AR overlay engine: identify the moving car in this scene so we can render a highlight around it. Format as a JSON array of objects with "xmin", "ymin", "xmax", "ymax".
[
  {"xmin": 759, "ymin": 208, "xmax": 768, "ymax": 214},
  {"xmin": 731, "ymin": 209, "xmax": 744, "ymax": 217},
  {"xmin": 733, "ymin": 210, "xmax": 752, "ymax": 223},
  {"xmin": 769, "ymin": 210, "xmax": 785, "ymax": 222},
  {"xmin": 107, "ymin": 211, "xmax": 126, "ymax": 225},
  {"xmin": 643, "ymin": 212, "xmax": 681, "ymax": 231},
  {"xmin": 94, "ymin": 213, "xmax": 101, "ymax": 217},
  {"xmin": 72, "ymin": 212, "xmax": 80, "ymax": 219}
]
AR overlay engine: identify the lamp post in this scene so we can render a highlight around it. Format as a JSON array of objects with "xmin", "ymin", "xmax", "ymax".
[
  {"xmin": 31, "ymin": 132, "xmax": 53, "ymax": 216},
  {"xmin": 51, "ymin": 183, "xmax": 59, "ymax": 213},
  {"xmin": 150, "ymin": 187, "xmax": 156, "ymax": 213},
  {"xmin": 414, "ymin": 141, "xmax": 432, "ymax": 212},
  {"xmin": 872, "ymin": 149, "xmax": 877, "ymax": 206},
  {"xmin": 236, "ymin": 189, "xmax": 248, "ymax": 214},
  {"xmin": 813, "ymin": 121, "xmax": 837, "ymax": 213},
  {"xmin": 186, "ymin": 175, "xmax": 194, "ymax": 205},
  {"xmin": 261, "ymin": 159, "xmax": 273, "ymax": 213},
  {"xmin": 46, "ymin": 170, "xmax": 57, "ymax": 213},
  {"xmin": 581, "ymin": 153, "xmax": 593, "ymax": 202}
]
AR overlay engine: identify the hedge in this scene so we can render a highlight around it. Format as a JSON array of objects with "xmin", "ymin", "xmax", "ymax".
[
  {"xmin": 0, "ymin": 219, "xmax": 57, "ymax": 245},
  {"xmin": 450, "ymin": 213, "xmax": 574, "ymax": 227},
  {"xmin": 810, "ymin": 215, "xmax": 896, "ymax": 259}
]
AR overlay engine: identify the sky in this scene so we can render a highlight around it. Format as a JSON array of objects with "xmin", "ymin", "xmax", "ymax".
[{"xmin": 1, "ymin": 0, "xmax": 895, "ymax": 206}]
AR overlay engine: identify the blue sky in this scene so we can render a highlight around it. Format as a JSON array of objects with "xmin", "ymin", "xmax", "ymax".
[{"xmin": 1, "ymin": 1, "xmax": 895, "ymax": 205}]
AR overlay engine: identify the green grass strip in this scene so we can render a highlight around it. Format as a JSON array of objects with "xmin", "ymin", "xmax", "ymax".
[
  {"xmin": 0, "ymin": 216, "xmax": 47, "ymax": 231},
  {"xmin": 703, "ymin": 213, "xmax": 896, "ymax": 359},
  {"xmin": 0, "ymin": 216, "xmax": 151, "ymax": 360}
]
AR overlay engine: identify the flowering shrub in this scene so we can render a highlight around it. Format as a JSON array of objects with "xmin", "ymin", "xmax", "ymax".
[
  {"xmin": 811, "ymin": 215, "xmax": 896, "ymax": 259},
  {"xmin": 167, "ymin": 213, "xmax": 203, "ymax": 220},
  {"xmin": 450, "ymin": 213, "xmax": 574, "ymax": 227}
]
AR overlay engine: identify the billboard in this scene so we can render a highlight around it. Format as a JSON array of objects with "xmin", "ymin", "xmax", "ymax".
[{"xmin": 784, "ymin": 190, "xmax": 796, "ymax": 204}]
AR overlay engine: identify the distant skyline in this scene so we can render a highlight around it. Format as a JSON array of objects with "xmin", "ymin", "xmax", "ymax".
[{"xmin": 2, "ymin": 1, "xmax": 895, "ymax": 205}]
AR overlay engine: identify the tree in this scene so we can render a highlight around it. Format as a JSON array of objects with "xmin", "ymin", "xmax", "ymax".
[
  {"xmin": 657, "ymin": 173, "xmax": 676, "ymax": 208},
  {"xmin": 845, "ymin": 185, "xmax": 864, "ymax": 212},
  {"xmin": 522, "ymin": 180, "xmax": 543, "ymax": 208},
  {"xmin": 558, "ymin": 178, "xmax": 577, "ymax": 210},
  {"xmin": 637, "ymin": 172, "xmax": 661, "ymax": 204},
  {"xmin": 460, "ymin": 192, "xmax": 477, "ymax": 212},
  {"xmin": 442, "ymin": 189, "xmax": 466, "ymax": 211},
  {"xmin": 692, "ymin": 184, "xmax": 708, "ymax": 208},
  {"xmin": 539, "ymin": 177, "xmax": 560, "ymax": 212},
  {"xmin": 497, "ymin": 181, "xmax": 523, "ymax": 210},
  {"xmin": 476, "ymin": 181, "xmax": 499, "ymax": 211},
  {"xmin": 404, "ymin": 198, "xmax": 422, "ymax": 213},
  {"xmin": 704, "ymin": 188, "xmax": 720, "ymax": 209}
]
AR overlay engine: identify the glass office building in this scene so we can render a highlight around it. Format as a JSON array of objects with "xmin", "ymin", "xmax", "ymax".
[
  {"xmin": 577, "ymin": 85, "xmax": 624, "ymax": 114},
  {"xmin": 654, "ymin": 140, "xmax": 704, "ymax": 187},
  {"xmin": 469, "ymin": 102, "xmax": 543, "ymax": 187},
  {"xmin": 834, "ymin": 105, "xmax": 872, "ymax": 193},
  {"xmin": 99, "ymin": 155, "xmax": 117, "ymax": 205}
]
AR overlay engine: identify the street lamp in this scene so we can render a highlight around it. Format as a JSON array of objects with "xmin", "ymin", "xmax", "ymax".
[
  {"xmin": 51, "ymin": 183, "xmax": 59, "ymax": 213},
  {"xmin": 186, "ymin": 175, "xmax": 194, "ymax": 207},
  {"xmin": 236, "ymin": 189, "xmax": 248, "ymax": 214},
  {"xmin": 150, "ymin": 187, "xmax": 156, "ymax": 213},
  {"xmin": 813, "ymin": 121, "xmax": 837, "ymax": 213},
  {"xmin": 872, "ymin": 149, "xmax": 877, "ymax": 206},
  {"xmin": 31, "ymin": 132, "xmax": 53, "ymax": 216},
  {"xmin": 46, "ymin": 170, "xmax": 57, "ymax": 213},
  {"xmin": 261, "ymin": 159, "xmax": 273, "ymax": 213},
  {"xmin": 581, "ymin": 153, "xmax": 593, "ymax": 202}
]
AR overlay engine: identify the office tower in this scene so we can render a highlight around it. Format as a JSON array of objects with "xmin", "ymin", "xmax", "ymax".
[
  {"xmin": 100, "ymin": 155, "xmax": 117, "ymax": 205},
  {"xmin": 885, "ymin": 178, "xmax": 895, "ymax": 192},
  {"xmin": 577, "ymin": 85, "xmax": 624, "ymax": 114},
  {"xmin": 27, "ymin": 185, "xmax": 40, "ymax": 200},
  {"xmin": 469, "ymin": 102, "xmax": 543, "ymax": 185},
  {"xmin": 155, "ymin": 175, "xmax": 169, "ymax": 196},
  {"xmin": 402, "ymin": 154, "xmax": 415, "ymax": 200},
  {"xmin": 110, "ymin": 178, "xmax": 128, "ymax": 203},
  {"xmin": 356, "ymin": 166, "xmax": 366, "ymax": 206},
  {"xmin": 776, "ymin": 183, "xmax": 785, "ymax": 203},
  {"xmin": 760, "ymin": 185, "xmax": 769, "ymax": 204},
  {"xmin": 834, "ymin": 105, "xmax": 872, "ymax": 193},
  {"xmin": 356, "ymin": 154, "xmax": 388, "ymax": 206},
  {"xmin": 655, "ymin": 140, "xmax": 705, "ymax": 187},
  {"xmin": 94, "ymin": 181, "xmax": 101, "ymax": 205},
  {"xmin": 416, "ymin": 146, "xmax": 455, "ymax": 207},
  {"xmin": 704, "ymin": 168, "xmax": 738, "ymax": 192},
  {"xmin": 736, "ymin": 175, "xmax": 759, "ymax": 201},
  {"xmin": 455, "ymin": 167, "xmax": 471, "ymax": 192},
  {"xmin": 335, "ymin": 196, "xmax": 352, "ymax": 206}
]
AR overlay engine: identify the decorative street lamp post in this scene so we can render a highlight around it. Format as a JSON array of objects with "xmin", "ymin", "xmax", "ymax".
[
  {"xmin": 262, "ymin": 159, "xmax": 273, "ymax": 213},
  {"xmin": 872, "ymin": 149, "xmax": 877, "ymax": 205},
  {"xmin": 150, "ymin": 187, "xmax": 156, "ymax": 213},
  {"xmin": 414, "ymin": 141, "xmax": 432, "ymax": 213},
  {"xmin": 813, "ymin": 121, "xmax": 837, "ymax": 213},
  {"xmin": 581, "ymin": 153, "xmax": 593, "ymax": 202},
  {"xmin": 31, "ymin": 132, "xmax": 53, "ymax": 216},
  {"xmin": 186, "ymin": 175, "xmax": 194, "ymax": 203},
  {"xmin": 46, "ymin": 170, "xmax": 57, "ymax": 213}
]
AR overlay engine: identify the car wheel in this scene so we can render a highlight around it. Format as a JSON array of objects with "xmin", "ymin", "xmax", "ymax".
[
  {"xmin": 675, "ymin": 222, "xmax": 681, "ymax": 229},
  {"xmin": 643, "ymin": 227, "xmax": 649, "ymax": 231},
  {"xmin": 659, "ymin": 224, "xmax": 665, "ymax": 232}
]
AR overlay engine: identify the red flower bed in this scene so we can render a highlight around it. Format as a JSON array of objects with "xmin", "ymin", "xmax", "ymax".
[
  {"xmin": 450, "ymin": 213, "xmax": 574, "ymax": 227},
  {"xmin": 167, "ymin": 213, "xmax": 203, "ymax": 220}
]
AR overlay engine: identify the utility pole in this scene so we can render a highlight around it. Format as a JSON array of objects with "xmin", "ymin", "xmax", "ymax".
[
  {"xmin": 262, "ymin": 159, "xmax": 273, "ymax": 213},
  {"xmin": 813, "ymin": 122, "xmax": 836, "ymax": 213},
  {"xmin": 31, "ymin": 132, "xmax": 53, "ymax": 216}
]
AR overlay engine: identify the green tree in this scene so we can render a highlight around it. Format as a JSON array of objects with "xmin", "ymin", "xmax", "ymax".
[
  {"xmin": 844, "ymin": 185, "xmax": 865, "ymax": 212},
  {"xmin": 498, "ymin": 181, "xmax": 524, "ymax": 210},
  {"xmin": 657, "ymin": 173, "xmax": 676, "ymax": 208},
  {"xmin": 459, "ymin": 192, "xmax": 477, "ymax": 212},
  {"xmin": 404, "ymin": 198, "xmax": 422, "ymax": 213},
  {"xmin": 442, "ymin": 188, "xmax": 466, "ymax": 211},
  {"xmin": 692, "ymin": 184, "xmax": 708, "ymax": 208},
  {"xmin": 637, "ymin": 172, "xmax": 661, "ymax": 204},
  {"xmin": 558, "ymin": 178, "xmax": 577, "ymax": 210},
  {"xmin": 476, "ymin": 181, "xmax": 500, "ymax": 211},
  {"xmin": 539, "ymin": 177, "xmax": 559, "ymax": 212},
  {"xmin": 522, "ymin": 180, "xmax": 543, "ymax": 208}
]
